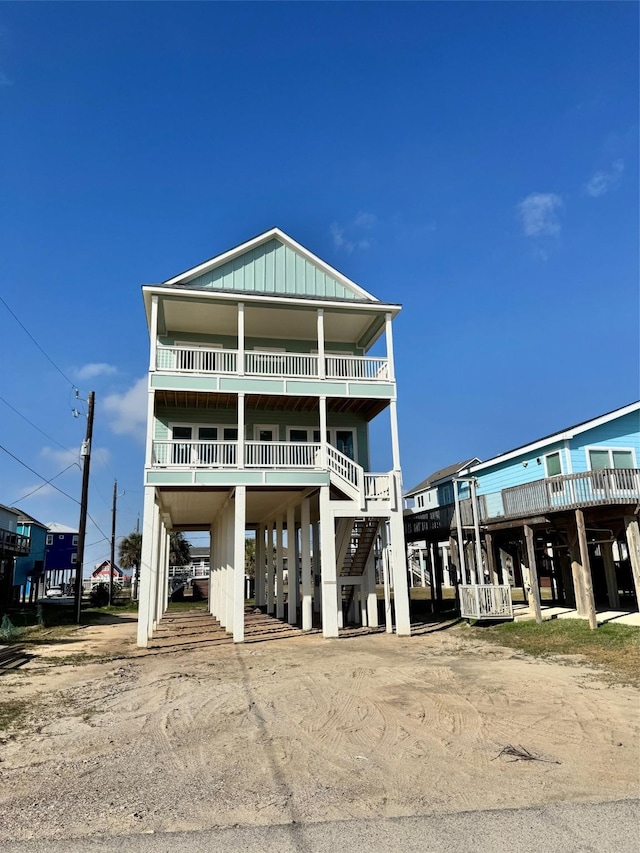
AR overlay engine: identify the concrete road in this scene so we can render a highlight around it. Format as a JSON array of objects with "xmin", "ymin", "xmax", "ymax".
[{"xmin": 3, "ymin": 799, "xmax": 638, "ymax": 852}]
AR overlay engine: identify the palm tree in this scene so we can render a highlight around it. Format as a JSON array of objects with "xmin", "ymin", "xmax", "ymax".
[
  {"xmin": 118, "ymin": 531, "xmax": 142, "ymax": 600},
  {"xmin": 169, "ymin": 532, "xmax": 191, "ymax": 567}
]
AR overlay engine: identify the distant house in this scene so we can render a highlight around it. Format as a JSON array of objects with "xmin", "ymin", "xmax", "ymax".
[
  {"xmin": 405, "ymin": 402, "xmax": 640, "ymax": 623},
  {"xmin": 91, "ymin": 561, "xmax": 130, "ymax": 587},
  {"xmin": 13, "ymin": 510, "xmax": 48, "ymax": 601},
  {"xmin": 0, "ymin": 504, "xmax": 30, "ymax": 607},
  {"xmin": 44, "ymin": 523, "xmax": 79, "ymax": 590}
]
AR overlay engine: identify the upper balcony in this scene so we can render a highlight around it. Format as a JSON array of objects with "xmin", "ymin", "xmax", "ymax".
[
  {"xmin": 405, "ymin": 468, "xmax": 640, "ymax": 539},
  {"xmin": 156, "ymin": 344, "xmax": 390, "ymax": 382}
]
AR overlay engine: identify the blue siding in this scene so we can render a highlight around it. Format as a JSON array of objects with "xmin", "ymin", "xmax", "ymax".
[
  {"xmin": 569, "ymin": 411, "xmax": 640, "ymax": 472},
  {"xmin": 14, "ymin": 522, "xmax": 47, "ymax": 586},
  {"xmin": 475, "ymin": 439, "xmax": 567, "ymax": 496}
]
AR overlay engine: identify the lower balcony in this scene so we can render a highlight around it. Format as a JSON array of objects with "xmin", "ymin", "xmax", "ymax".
[
  {"xmin": 0, "ymin": 528, "xmax": 30, "ymax": 557},
  {"xmin": 149, "ymin": 439, "xmax": 393, "ymax": 504}
]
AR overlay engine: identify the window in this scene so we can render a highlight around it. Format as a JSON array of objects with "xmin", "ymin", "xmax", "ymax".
[
  {"xmin": 588, "ymin": 447, "xmax": 637, "ymax": 490},
  {"xmin": 46, "ymin": 534, "xmax": 53, "ymax": 545},
  {"xmin": 72, "ymin": 535, "xmax": 79, "ymax": 546},
  {"xmin": 172, "ymin": 426, "xmax": 193, "ymax": 465},
  {"xmin": 544, "ymin": 451, "xmax": 564, "ymax": 493},
  {"xmin": 71, "ymin": 554, "xmax": 77, "ymax": 564},
  {"xmin": 290, "ymin": 429, "xmax": 309, "ymax": 442},
  {"xmin": 59, "ymin": 535, "xmax": 65, "ymax": 540},
  {"xmin": 197, "ymin": 427, "xmax": 218, "ymax": 464},
  {"xmin": 223, "ymin": 428, "xmax": 238, "ymax": 441}
]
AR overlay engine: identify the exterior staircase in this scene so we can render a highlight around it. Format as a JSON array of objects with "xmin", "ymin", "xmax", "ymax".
[{"xmin": 339, "ymin": 518, "xmax": 380, "ymax": 624}]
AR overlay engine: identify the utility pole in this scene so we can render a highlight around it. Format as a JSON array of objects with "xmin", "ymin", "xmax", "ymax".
[
  {"xmin": 109, "ymin": 479, "xmax": 117, "ymax": 606},
  {"xmin": 74, "ymin": 391, "xmax": 95, "ymax": 624}
]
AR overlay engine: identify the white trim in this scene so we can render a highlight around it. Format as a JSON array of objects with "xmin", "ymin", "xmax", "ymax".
[
  {"xmin": 584, "ymin": 445, "xmax": 637, "ymax": 471},
  {"xmin": 162, "ymin": 227, "xmax": 379, "ymax": 302},
  {"xmin": 544, "ymin": 450, "xmax": 564, "ymax": 477},
  {"xmin": 286, "ymin": 425, "xmax": 358, "ymax": 463},
  {"xmin": 470, "ymin": 403, "xmax": 640, "ymax": 473},
  {"xmin": 253, "ymin": 424, "xmax": 279, "ymax": 441}
]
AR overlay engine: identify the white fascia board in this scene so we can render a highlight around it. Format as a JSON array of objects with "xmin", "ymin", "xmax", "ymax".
[
  {"xmin": 470, "ymin": 402, "xmax": 640, "ymax": 473},
  {"xmin": 162, "ymin": 227, "xmax": 380, "ymax": 302}
]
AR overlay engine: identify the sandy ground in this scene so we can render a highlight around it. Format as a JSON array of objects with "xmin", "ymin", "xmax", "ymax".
[{"xmin": 0, "ymin": 609, "xmax": 638, "ymax": 842}]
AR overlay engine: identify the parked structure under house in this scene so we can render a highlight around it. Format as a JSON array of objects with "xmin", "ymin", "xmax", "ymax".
[
  {"xmin": 405, "ymin": 402, "xmax": 640, "ymax": 625},
  {"xmin": 137, "ymin": 228, "xmax": 410, "ymax": 646}
]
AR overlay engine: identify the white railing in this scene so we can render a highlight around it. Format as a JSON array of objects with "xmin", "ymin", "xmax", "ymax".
[
  {"xmin": 168, "ymin": 565, "xmax": 210, "ymax": 578},
  {"xmin": 326, "ymin": 444, "xmax": 360, "ymax": 489},
  {"xmin": 152, "ymin": 440, "xmax": 238, "ymax": 467},
  {"xmin": 245, "ymin": 441, "xmax": 322, "ymax": 468},
  {"xmin": 156, "ymin": 345, "xmax": 390, "ymax": 382},
  {"xmin": 459, "ymin": 585, "xmax": 513, "ymax": 620},
  {"xmin": 156, "ymin": 346, "xmax": 237, "ymax": 373},
  {"xmin": 326, "ymin": 355, "xmax": 389, "ymax": 381},
  {"xmin": 364, "ymin": 474, "xmax": 391, "ymax": 500},
  {"xmin": 245, "ymin": 351, "xmax": 319, "ymax": 377}
]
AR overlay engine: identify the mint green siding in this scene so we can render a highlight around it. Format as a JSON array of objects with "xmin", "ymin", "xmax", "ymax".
[
  {"xmin": 184, "ymin": 239, "xmax": 364, "ymax": 301},
  {"xmin": 158, "ymin": 331, "xmax": 363, "ymax": 356}
]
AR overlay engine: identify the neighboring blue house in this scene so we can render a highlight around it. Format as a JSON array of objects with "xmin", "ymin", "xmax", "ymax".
[
  {"xmin": 405, "ymin": 402, "xmax": 640, "ymax": 623},
  {"xmin": 14, "ymin": 510, "xmax": 48, "ymax": 600},
  {"xmin": 44, "ymin": 523, "xmax": 79, "ymax": 589}
]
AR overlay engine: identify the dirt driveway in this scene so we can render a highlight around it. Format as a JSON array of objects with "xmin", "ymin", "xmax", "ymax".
[{"xmin": 0, "ymin": 609, "xmax": 638, "ymax": 842}]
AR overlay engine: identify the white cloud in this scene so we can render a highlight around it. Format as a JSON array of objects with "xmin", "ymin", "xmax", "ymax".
[
  {"xmin": 330, "ymin": 212, "xmax": 376, "ymax": 253},
  {"xmin": 517, "ymin": 193, "xmax": 563, "ymax": 237},
  {"xmin": 75, "ymin": 362, "xmax": 118, "ymax": 380},
  {"xmin": 584, "ymin": 159, "xmax": 624, "ymax": 198},
  {"xmin": 41, "ymin": 446, "xmax": 80, "ymax": 467},
  {"xmin": 104, "ymin": 377, "xmax": 148, "ymax": 441},
  {"xmin": 14, "ymin": 482, "xmax": 57, "ymax": 502}
]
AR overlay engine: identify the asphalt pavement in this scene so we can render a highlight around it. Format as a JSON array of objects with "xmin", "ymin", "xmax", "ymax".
[{"xmin": 3, "ymin": 799, "xmax": 639, "ymax": 852}]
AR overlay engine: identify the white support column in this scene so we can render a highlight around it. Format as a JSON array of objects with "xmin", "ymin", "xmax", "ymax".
[
  {"xmin": 237, "ymin": 393, "xmax": 245, "ymax": 469},
  {"xmin": 320, "ymin": 485, "xmax": 339, "ymax": 638},
  {"xmin": 470, "ymin": 479, "xmax": 484, "ymax": 582},
  {"xmin": 255, "ymin": 526, "xmax": 265, "ymax": 607},
  {"xmin": 233, "ymin": 486, "xmax": 246, "ymax": 643},
  {"xmin": 366, "ymin": 547, "xmax": 379, "ymax": 628},
  {"xmin": 218, "ymin": 513, "xmax": 227, "ymax": 630},
  {"xmin": 161, "ymin": 527, "xmax": 170, "ymax": 615},
  {"xmin": 287, "ymin": 505, "xmax": 297, "ymax": 625},
  {"xmin": 389, "ymin": 400, "xmax": 401, "ymax": 473},
  {"xmin": 301, "ymin": 498, "xmax": 312, "ymax": 630},
  {"xmin": 276, "ymin": 515, "xmax": 285, "ymax": 619},
  {"xmin": 225, "ymin": 502, "xmax": 235, "ymax": 633},
  {"xmin": 319, "ymin": 396, "xmax": 328, "ymax": 469},
  {"xmin": 149, "ymin": 295, "xmax": 159, "ymax": 372},
  {"xmin": 148, "ymin": 503, "xmax": 161, "ymax": 638},
  {"xmin": 312, "ymin": 520, "xmax": 321, "ymax": 614},
  {"xmin": 385, "ymin": 312, "xmax": 395, "ymax": 381},
  {"xmin": 317, "ymin": 308, "xmax": 325, "ymax": 379},
  {"xmin": 381, "ymin": 522, "xmax": 392, "ymax": 634},
  {"xmin": 209, "ymin": 523, "xmax": 217, "ymax": 617},
  {"xmin": 624, "ymin": 515, "xmax": 640, "ymax": 608},
  {"xmin": 238, "ymin": 302, "xmax": 245, "ymax": 376},
  {"xmin": 137, "ymin": 486, "xmax": 157, "ymax": 648},
  {"xmin": 389, "ymin": 509, "xmax": 411, "ymax": 635},
  {"xmin": 266, "ymin": 521, "xmax": 275, "ymax": 615}
]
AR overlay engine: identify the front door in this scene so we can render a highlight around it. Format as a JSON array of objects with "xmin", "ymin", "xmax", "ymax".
[{"xmin": 335, "ymin": 430, "xmax": 355, "ymax": 461}]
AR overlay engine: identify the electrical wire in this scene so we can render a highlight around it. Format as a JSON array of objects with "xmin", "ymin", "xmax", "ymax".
[
  {"xmin": 0, "ymin": 442, "xmax": 111, "ymax": 542},
  {"xmin": 10, "ymin": 462, "xmax": 79, "ymax": 505},
  {"xmin": 0, "ymin": 395, "xmax": 76, "ymax": 454},
  {"xmin": 0, "ymin": 294, "xmax": 76, "ymax": 389}
]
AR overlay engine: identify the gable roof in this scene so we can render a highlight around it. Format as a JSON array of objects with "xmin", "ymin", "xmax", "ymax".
[
  {"xmin": 46, "ymin": 522, "xmax": 78, "ymax": 534},
  {"xmin": 160, "ymin": 227, "xmax": 379, "ymax": 303},
  {"xmin": 405, "ymin": 459, "xmax": 481, "ymax": 497},
  {"xmin": 11, "ymin": 508, "xmax": 48, "ymax": 529},
  {"xmin": 471, "ymin": 401, "xmax": 640, "ymax": 473}
]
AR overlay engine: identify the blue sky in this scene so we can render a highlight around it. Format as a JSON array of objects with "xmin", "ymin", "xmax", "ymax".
[{"xmin": 1, "ymin": 2, "xmax": 637, "ymax": 570}]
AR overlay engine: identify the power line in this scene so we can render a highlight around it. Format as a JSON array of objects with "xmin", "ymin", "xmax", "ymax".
[
  {"xmin": 0, "ymin": 295, "xmax": 76, "ymax": 389},
  {"xmin": 10, "ymin": 462, "xmax": 79, "ymax": 505},
  {"xmin": 0, "ymin": 442, "xmax": 111, "ymax": 543},
  {"xmin": 0, "ymin": 395, "xmax": 75, "ymax": 454}
]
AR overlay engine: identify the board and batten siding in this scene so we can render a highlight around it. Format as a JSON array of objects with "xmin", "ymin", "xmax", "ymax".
[
  {"xmin": 0, "ymin": 506, "xmax": 19, "ymax": 532},
  {"xmin": 183, "ymin": 239, "xmax": 363, "ymax": 301},
  {"xmin": 569, "ymin": 412, "xmax": 640, "ymax": 472}
]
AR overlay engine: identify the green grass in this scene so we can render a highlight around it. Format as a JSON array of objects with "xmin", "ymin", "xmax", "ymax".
[
  {"xmin": 166, "ymin": 598, "xmax": 210, "ymax": 611},
  {"xmin": 475, "ymin": 619, "xmax": 640, "ymax": 686}
]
